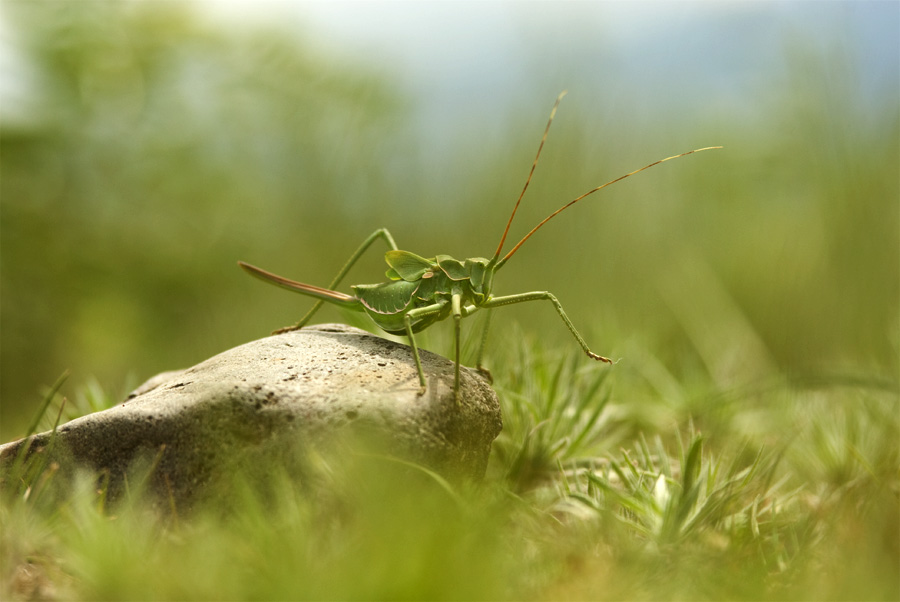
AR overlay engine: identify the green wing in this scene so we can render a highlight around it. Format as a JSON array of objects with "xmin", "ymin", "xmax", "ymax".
[{"xmin": 385, "ymin": 250, "xmax": 434, "ymax": 282}]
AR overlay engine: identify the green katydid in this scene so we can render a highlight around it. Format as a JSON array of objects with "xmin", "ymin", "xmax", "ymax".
[{"xmin": 239, "ymin": 93, "xmax": 720, "ymax": 399}]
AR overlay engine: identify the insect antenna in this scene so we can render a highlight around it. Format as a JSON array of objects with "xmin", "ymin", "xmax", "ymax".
[
  {"xmin": 492, "ymin": 90, "xmax": 567, "ymax": 263},
  {"xmin": 495, "ymin": 146, "xmax": 723, "ymax": 269}
]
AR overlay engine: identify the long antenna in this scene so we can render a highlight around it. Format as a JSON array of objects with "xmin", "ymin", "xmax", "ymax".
[
  {"xmin": 495, "ymin": 146, "xmax": 723, "ymax": 269},
  {"xmin": 492, "ymin": 91, "xmax": 567, "ymax": 262}
]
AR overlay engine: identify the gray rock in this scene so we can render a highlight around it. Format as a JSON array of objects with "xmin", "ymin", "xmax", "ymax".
[{"xmin": 0, "ymin": 324, "xmax": 501, "ymax": 505}]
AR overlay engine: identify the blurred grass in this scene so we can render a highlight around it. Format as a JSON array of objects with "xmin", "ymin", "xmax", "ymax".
[
  {"xmin": 2, "ymin": 340, "xmax": 897, "ymax": 600},
  {"xmin": 0, "ymin": 4, "xmax": 898, "ymax": 598}
]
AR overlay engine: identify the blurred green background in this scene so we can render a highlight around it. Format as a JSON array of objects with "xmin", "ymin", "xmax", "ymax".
[{"xmin": 1, "ymin": 1, "xmax": 897, "ymax": 441}]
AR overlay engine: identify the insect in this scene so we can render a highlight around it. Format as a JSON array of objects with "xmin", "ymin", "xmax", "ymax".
[{"xmin": 239, "ymin": 92, "xmax": 720, "ymax": 400}]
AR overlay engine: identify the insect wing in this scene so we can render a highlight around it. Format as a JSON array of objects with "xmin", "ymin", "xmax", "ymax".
[{"xmin": 384, "ymin": 250, "xmax": 434, "ymax": 282}]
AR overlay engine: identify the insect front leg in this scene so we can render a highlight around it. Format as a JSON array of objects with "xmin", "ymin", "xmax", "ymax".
[
  {"xmin": 403, "ymin": 302, "xmax": 448, "ymax": 395},
  {"xmin": 482, "ymin": 292, "xmax": 613, "ymax": 364},
  {"xmin": 275, "ymin": 228, "xmax": 399, "ymax": 334}
]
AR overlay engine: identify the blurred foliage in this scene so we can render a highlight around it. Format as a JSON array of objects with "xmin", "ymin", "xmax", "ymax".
[
  {"xmin": 2, "ymin": 353, "xmax": 897, "ymax": 600},
  {"xmin": 1, "ymin": 0, "xmax": 898, "ymax": 450},
  {"xmin": 1, "ymin": 1, "xmax": 413, "ymax": 437}
]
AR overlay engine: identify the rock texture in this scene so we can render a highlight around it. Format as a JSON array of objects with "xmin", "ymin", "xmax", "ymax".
[{"xmin": 0, "ymin": 324, "xmax": 501, "ymax": 505}]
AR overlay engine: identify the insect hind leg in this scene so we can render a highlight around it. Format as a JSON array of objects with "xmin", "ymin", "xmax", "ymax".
[{"xmin": 276, "ymin": 228, "xmax": 399, "ymax": 333}]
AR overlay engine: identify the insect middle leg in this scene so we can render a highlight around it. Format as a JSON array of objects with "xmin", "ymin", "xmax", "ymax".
[
  {"xmin": 403, "ymin": 301, "xmax": 450, "ymax": 396},
  {"xmin": 481, "ymin": 292, "xmax": 613, "ymax": 364},
  {"xmin": 275, "ymin": 228, "xmax": 399, "ymax": 333},
  {"xmin": 474, "ymin": 309, "xmax": 493, "ymax": 382},
  {"xmin": 451, "ymin": 292, "xmax": 463, "ymax": 403}
]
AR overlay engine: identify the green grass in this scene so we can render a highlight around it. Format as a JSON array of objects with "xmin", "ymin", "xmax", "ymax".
[{"xmin": 2, "ymin": 338, "xmax": 897, "ymax": 601}]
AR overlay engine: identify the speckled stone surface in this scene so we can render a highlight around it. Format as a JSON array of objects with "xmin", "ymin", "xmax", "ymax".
[{"xmin": 0, "ymin": 324, "xmax": 501, "ymax": 504}]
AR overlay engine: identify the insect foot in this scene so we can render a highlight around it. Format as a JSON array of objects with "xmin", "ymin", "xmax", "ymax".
[{"xmin": 0, "ymin": 324, "xmax": 501, "ymax": 508}]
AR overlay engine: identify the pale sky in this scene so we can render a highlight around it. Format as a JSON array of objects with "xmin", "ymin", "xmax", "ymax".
[{"xmin": 2, "ymin": 1, "xmax": 897, "ymax": 146}]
